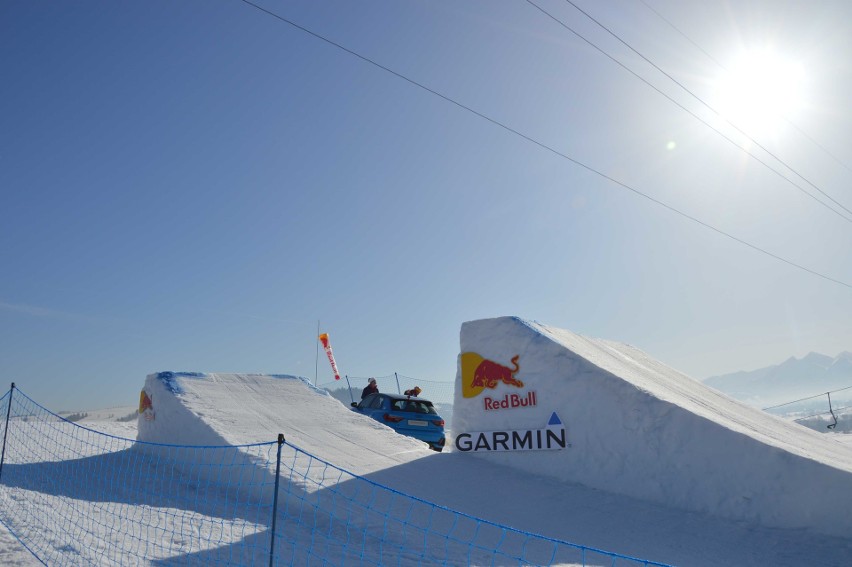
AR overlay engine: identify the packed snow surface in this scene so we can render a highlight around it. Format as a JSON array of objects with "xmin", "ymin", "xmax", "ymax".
[
  {"xmin": 454, "ymin": 317, "xmax": 852, "ymax": 538},
  {"xmin": 2, "ymin": 316, "xmax": 851, "ymax": 565}
]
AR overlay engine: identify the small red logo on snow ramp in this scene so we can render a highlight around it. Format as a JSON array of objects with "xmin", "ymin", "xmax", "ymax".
[{"xmin": 461, "ymin": 353, "xmax": 524, "ymax": 398}]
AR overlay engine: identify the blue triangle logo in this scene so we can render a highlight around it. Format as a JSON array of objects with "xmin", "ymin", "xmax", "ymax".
[{"xmin": 548, "ymin": 412, "xmax": 562, "ymax": 426}]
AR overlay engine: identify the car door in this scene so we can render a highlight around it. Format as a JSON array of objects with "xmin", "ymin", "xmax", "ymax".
[{"xmin": 361, "ymin": 393, "xmax": 387, "ymax": 422}]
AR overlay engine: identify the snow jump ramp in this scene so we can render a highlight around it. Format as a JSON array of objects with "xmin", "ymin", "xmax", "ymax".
[
  {"xmin": 136, "ymin": 372, "xmax": 433, "ymax": 477},
  {"xmin": 452, "ymin": 316, "xmax": 852, "ymax": 538}
]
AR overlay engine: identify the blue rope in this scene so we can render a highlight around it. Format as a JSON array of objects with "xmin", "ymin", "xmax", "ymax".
[{"xmin": 0, "ymin": 386, "xmax": 672, "ymax": 566}]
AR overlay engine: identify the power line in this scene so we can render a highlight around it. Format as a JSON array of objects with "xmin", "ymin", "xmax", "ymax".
[
  {"xmin": 637, "ymin": 0, "xmax": 852, "ymax": 179},
  {"xmin": 237, "ymin": 0, "xmax": 852, "ymax": 290},
  {"xmin": 559, "ymin": 0, "xmax": 852, "ymax": 218},
  {"xmin": 635, "ymin": 0, "xmax": 724, "ymax": 71},
  {"xmin": 763, "ymin": 384, "xmax": 852, "ymax": 411},
  {"xmin": 548, "ymin": 0, "xmax": 852, "ymax": 221},
  {"xmin": 524, "ymin": 0, "xmax": 852, "ymax": 224}
]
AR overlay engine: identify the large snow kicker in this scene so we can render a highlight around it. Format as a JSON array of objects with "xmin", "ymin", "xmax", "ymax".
[{"xmin": 452, "ymin": 316, "xmax": 852, "ymax": 538}]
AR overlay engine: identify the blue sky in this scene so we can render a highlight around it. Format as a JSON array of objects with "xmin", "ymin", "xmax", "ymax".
[{"xmin": 2, "ymin": 0, "xmax": 851, "ymax": 411}]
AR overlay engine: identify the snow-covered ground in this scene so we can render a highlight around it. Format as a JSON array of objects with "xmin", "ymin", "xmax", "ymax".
[
  {"xmin": 2, "ymin": 409, "xmax": 852, "ymax": 566},
  {"xmin": 2, "ymin": 399, "xmax": 850, "ymax": 566},
  {"xmin": 1, "ymin": 318, "xmax": 851, "ymax": 565}
]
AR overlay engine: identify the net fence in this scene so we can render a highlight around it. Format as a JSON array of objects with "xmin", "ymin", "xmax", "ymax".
[{"xmin": 0, "ymin": 386, "xmax": 670, "ymax": 566}]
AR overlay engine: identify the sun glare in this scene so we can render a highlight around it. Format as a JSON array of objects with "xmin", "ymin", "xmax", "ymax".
[{"xmin": 714, "ymin": 49, "xmax": 806, "ymax": 138}]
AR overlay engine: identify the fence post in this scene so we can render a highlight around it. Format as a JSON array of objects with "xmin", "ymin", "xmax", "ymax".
[
  {"xmin": 0, "ymin": 383, "xmax": 15, "ymax": 482},
  {"xmin": 269, "ymin": 433, "xmax": 285, "ymax": 567},
  {"xmin": 345, "ymin": 375, "xmax": 354, "ymax": 405},
  {"xmin": 394, "ymin": 372, "xmax": 401, "ymax": 395}
]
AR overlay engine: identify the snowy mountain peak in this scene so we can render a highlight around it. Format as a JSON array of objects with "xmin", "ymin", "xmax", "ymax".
[
  {"xmin": 829, "ymin": 353, "xmax": 852, "ymax": 374},
  {"xmin": 704, "ymin": 351, "xmax": 852, "ymax": 407},
  {"xmin": 777, "ymin": 352, "xmax": 832, "ymax": 369},
  {"xmin": 801, "ymin": 352, "xmax": 833, "ymax": 367}
]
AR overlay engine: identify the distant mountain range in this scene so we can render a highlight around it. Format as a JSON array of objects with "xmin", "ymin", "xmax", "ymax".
[{"xmin": 703, "ymin": 352, "xmax": 852, "ymax": 408}]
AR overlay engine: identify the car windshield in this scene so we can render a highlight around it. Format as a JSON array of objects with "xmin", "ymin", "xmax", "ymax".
[
  {"xmin": 357, "ymin": 394, "xmax": 384, "ymax": 410},
  {"xmin": 391, "ymin": 399, "xmax": 437, "ymax": 415}
]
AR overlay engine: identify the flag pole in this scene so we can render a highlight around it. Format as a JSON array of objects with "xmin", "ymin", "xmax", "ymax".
[{"xmin": 314, "ymin": 320, "xmax": 320, "ymax": 386}]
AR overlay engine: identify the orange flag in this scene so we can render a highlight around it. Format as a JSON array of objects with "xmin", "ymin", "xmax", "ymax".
[{"xmin": 318, "ymin": 333, "xmax": 341, "ymax": 380}]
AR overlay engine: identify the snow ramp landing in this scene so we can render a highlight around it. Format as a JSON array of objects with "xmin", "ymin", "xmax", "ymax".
[
  {"xmin": 137, "ymin": 372, "xmax": 433, "ymax": 476},
  {"xmin": 452, "ymin": 316, "xmax": 852, "ymax": 538}
]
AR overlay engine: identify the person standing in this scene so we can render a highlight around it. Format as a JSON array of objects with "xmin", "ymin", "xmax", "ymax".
[
  {"xmin": 361, "ymin": 377, "xmax": 379, "ymax": 400},
  {"xmin": 403, "ymin": 386, "xmax": 422, "ymax": 397}
]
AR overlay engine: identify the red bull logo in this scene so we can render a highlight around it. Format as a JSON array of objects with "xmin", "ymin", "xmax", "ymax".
[
  {"xmin": 139, "ymin": 390, "xmax": 152, "ymax": 412},
  {"xmin": 139, "ymin": 390, "xmax": 155, "ymax": 421},
  {"xmin": 461, "ymin": 353, "xmax": 524, "ymax": 398}
]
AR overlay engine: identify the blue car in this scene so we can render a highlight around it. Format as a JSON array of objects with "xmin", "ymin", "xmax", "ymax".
[{"xmin": 351, "ymin": 393, "xmax": 446, "ymax": 452}]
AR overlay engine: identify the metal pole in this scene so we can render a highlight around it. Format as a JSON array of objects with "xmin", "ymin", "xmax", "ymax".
[
  {"xmin": 314, "ymin": 320, "xmax": 320, "ymax": 386},
  {"xmin": 395, "ymin": 372, "xmax": 401, "ymax": 395},
  {"xmin": 0, "ymin": 383, "xmax": 16, "ymax": 482},
  {"xmin": 827, "ymin": 392, "xmax": 838, "ymax": 429},
  {"xmin": 269, "ymin": 433, "xmax": 285, "ymax": 567},
  {"xmin": 345, "ymin": 375, "xmax": 354, "ymax": 405}
]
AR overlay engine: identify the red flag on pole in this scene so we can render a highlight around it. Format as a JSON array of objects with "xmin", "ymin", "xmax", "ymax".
[{"xmin": 318, "ymin": 333, "xmax": 341, "ymax": 380}]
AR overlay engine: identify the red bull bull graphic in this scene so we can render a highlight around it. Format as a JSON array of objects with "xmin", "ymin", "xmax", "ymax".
[
  {"xmin": 455, "ymin": 412, "xmax": 568, "ymax": 452},
  {"xmin": 461, "ymin": 352, "xmax": 524, "ymax": 399}
]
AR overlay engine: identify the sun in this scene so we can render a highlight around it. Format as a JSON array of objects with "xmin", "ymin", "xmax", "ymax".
[{"xmin": 713, "ymin": 48, "xmax": 806, "ymax": 138}]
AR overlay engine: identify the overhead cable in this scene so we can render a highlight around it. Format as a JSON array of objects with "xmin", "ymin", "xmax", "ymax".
[
  {"xmin": 763, "ymin": 384, "xmax": 852, "ymax": 411},
  {"xmin": 637, "ymin": 0, "xmax": 852, "ymax": 179},
  {"xmin": 237, "ymin": 0, "xmax": 852, "ymax": 290},
  {"xmin": 543, "ymin": 0, "xmax": 852, "ymax": 221}
]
